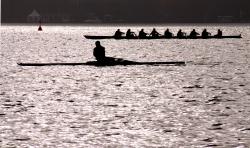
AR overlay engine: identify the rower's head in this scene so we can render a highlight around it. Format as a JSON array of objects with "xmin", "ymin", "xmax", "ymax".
[{"xmin": 95, "ymin": 41, "xmax": 101, "ymax": 46}]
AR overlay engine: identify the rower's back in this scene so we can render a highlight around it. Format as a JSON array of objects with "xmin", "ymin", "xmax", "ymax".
[
  {"xmin": 126, "ymin": 29, "xmax": 135, "ymax": 38},
  {"xmin": 164, "ymin": 29, "xmax": 173, "ymax": 38},
  {"xmin": 139, "ymin": 29, "xmax": 147, "ymax": 39},
  {"xmin": 93, "ymin": 41, "xmax": 105, "ymax": 62},
  {"xmin": 150, "ymin": 28, "xmax": 160, "ymax": 38},
  {"xmin": 202, "ymin": 29, "xmax": 210, "ymax": 38},
  {"xmin": 177, "ymin": 29, "xmax": 184, "ymax": 38},
  {"xmin": 114, "ymin": 29, "xmax": 124, "ymax": 39},
  {"xmin": 215, "ymin": 29, "xmax": 223, "ymax": 37},
  {"xmin": 189, "ymin": 29, "xmax": 199, "ymax": 38}
]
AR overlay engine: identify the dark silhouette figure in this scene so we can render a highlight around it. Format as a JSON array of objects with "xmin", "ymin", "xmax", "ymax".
[
  {"xmin": 215, "ymin": 29, "xmax": 223, "ymax": 37},
  {"xmin": 150, "ymin": 28, "xmax": 160, "ymax": 38},
  {"xmin": 126, "ymin": 29, "xmax": 136, "ymax": 38},
  {"xmin": 139, "ymin": 29, "xmax": 148, "ymax": 38},
  {"xmin": 189, "ymin": 29, "xmax": 200, "ymax": 38},
  {"xmin": 114, "ymin": 29, "xmax": 124, "ymax": 39},
  {"xmin": 201, "ymin": 29, "xmax": 211, "ymax": 38},
  {"xmin": 164, "ymin": 29, "xmax": 173, "ymax": 38},
  {"xmin": 177, "ymin": 29, "xmax": 186, "ymax": 38},
  {"xmin": 19, "ymin": 40, "xmax": 186, "ymax": 67},
  {"xmin": 93, "ymin": 41, "xmax": 105, "ymax": 62},
  {"xmin": 38, "ymin": 20, "xmax": 42, "ymax": 31}
]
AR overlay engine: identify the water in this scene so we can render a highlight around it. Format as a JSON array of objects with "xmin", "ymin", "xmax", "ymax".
[{"xmin": 1, "ymin": 24, "xmax": 250, "ymax": 147}]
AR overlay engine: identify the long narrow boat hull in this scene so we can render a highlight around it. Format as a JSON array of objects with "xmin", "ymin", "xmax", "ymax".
[
  {"xmin": 17, "ymin": 61, "xmax": 185, "ymax": 66},
  {"xmin": 84, "ymin": 35, "xmax": 242, "ymax": 40}
]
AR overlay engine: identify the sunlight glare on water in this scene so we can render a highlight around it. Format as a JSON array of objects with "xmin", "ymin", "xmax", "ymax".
[{"xmin": 0, "ymin": 24, "xmax": 250, "ymax": 147}]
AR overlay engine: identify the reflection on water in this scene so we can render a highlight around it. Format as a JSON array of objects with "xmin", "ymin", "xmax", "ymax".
[{"xmin": 0, "ymin": 24, "xmax": 250, "ymax": 147}]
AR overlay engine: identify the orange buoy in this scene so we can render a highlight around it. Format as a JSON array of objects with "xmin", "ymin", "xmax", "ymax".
[
  {"xmin": 38, "ymin": 25, "xmax": 42, "ymax": 31},
  {"xmin": 38, "ymin": 20, "xmax": 43, "ymax": 31}
]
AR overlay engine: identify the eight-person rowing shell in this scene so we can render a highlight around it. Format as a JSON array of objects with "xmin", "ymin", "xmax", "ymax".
[
  {"xmin": 117, "ymin": 28, "xmax": 228, "ymax": 39},
  {"xmin": 84, "ymin": 28, "xmax": 241, "ymax": 39}
]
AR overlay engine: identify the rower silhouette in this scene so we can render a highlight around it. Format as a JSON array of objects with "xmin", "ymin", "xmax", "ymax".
[
  {"xmin": 126, "ymin": 29, "xmax": 136, "ymax": 39},
  {"xmin": 164, "ymin": 29, "xmax": 173, "ymax": 38},
  {"xmin": 92, "ymin": 41, "xmax": 133, "ymax": 65},
  {"xmin": 150, "ymin": 28, "xmax": 160, "ymax": 38},
  {"xmin": 177, "ymin": 29, "xmax": 186, "ymax": 38},
  {"xmin": 139, "ymin": 29, "xmax": 148, "ymax": 39},
  {"xmin": 18, "ymin": 40, "xmax": 186, "ymax": 67},
  {"xmin": 189, "ymin": 29, "xmax": 199, "ymax": 38},
  {"xmin": 201, "ymin": 29, "xmax": 211, "ymax": 38},
  {"xmin": 93, "ymin": 41, "xmax": 105, "ymax": 62},
  {"xmin": 114, "ymin": 29, "xmax": 124, "ymax": 39}
]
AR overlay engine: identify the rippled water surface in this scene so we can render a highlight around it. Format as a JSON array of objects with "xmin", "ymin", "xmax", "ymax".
[{"xmin": 1, "ymin": 24, "xmax": 250, "ymax": 147}]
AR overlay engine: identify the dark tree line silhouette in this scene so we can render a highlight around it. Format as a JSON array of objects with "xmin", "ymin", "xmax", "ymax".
[{"xmin": 2, "ymin": 0, "xmax": 250, "ymax": 23}]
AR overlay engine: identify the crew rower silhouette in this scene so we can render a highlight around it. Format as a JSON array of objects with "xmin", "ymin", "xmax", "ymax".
[
  {"xmin": 177, "ymin": 29, "xmax": 186, "ymax": 38},
  {"xmin": 150, "ymin": 28, "xmax": 160, "ymax": 38},
  {"xmin": 139, "ymin": 29, "xmax": 148, "ymax": 39},
  {"xmin": 93, "ymin": 41, "xmax": 106, "ymax": 62},
  {"xmin": 164, "ymin": 29, "xmax": 173, "ymax": 38},
  {"xmin": 189, "ymin": 29, "xmax": 199, "ymax": 38},
  {"xmin": 114, "ymin": 29, "xmax": 124, "ymax": 39},
  {"xmin": 126, "ymin": 29, "xmax": 136, "ymax": 38},
  {"xmin": 201, "ymin": 29, "xmax": 211, "ymax": 38}
]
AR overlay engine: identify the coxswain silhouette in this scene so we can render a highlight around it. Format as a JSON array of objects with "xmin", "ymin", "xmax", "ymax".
[{"xmin": 215, "ymin": 29, "xmax": 223, "ymax": 37}]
